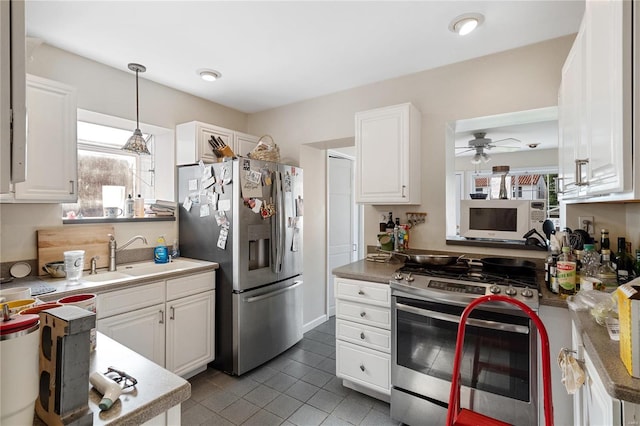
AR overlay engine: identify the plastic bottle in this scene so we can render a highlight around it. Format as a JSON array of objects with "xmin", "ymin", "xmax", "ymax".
[
  {"xmin": 134, "ymin": 194, "xmax": 145, "ymax": 217},
  {"xmin": 596, "ymin": 249, "xmax": 618, "ymax": 290},
  {"xmin": 393, "ymin": 218, "xmax": 401, "ymax": 251},
  {"xmin": 557, "ymin": 246, "xmax": 576, "ymax": 298},
  {"xmin": 171, "ymin": 239, "xmax": 180, "ymax": 259},
  {"xmin": 154, "ymin": 236, "xmax": 169, "ymax": 264},
  {"xmin": 581, "ymin": 244, "xmax": 599, "ymax": 279},
  {"xmin": 124, "ymin": 194, "xmax": 134, "ymax": 218}
]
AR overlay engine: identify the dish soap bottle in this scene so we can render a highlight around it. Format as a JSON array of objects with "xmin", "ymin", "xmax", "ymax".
[
  {"xmin": 125, "ymin": 194, "xmax": 134, "ymax": 218},
  {"xmin": 154, "ymin": 236, "xmax": 169, "ymax": 264}
]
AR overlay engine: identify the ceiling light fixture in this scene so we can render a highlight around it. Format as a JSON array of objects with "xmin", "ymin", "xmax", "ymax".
[
  {"xmin": 449, "ymin": 13, "xmax": 484, "ymax": 36},
  {"xmin": 122, "ymin": 63, "xmax": 151, "ymax": 155},
  {"xmin": 199, "ymin": 69, "xmax": 222, "ymax": 82},
  {"xmin": 470, "ymin": 148, "xmax": 490, "ymax": 164}
]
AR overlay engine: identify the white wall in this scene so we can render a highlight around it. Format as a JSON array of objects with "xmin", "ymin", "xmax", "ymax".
[
  {"xmin": 0, "ymin": 44, "xmax": 248, "ymax": 262},
  {"xmin": 247, "ymin": 36, "xmax": 575, "ymax": 326}
]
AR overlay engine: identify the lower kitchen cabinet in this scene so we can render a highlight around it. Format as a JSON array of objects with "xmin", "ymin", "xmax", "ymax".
[
  {"xmin": 334, "ymin": 277, "xmax": 391, "ymax": 401},
  {"xmin": 97, "ymin": 271, "xmax": 215, "ymax": 378}
]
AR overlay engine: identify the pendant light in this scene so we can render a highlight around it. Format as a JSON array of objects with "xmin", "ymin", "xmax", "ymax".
[{"xmin": 122, "ymin": 63, "xmax": 151, "ymax": 155}]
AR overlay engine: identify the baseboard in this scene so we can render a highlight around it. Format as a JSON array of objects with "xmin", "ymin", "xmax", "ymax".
[
  {"xmin": 303, "ymin": 314, "xmax": 328, "ymax": 333},
  {"xmin": 342, "ymin": 379, "xmax": 390, "ymax": 403}
]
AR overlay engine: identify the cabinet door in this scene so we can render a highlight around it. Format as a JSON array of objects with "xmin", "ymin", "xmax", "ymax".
[
  {"xmin": 583, "ymin": 0, "xmax": 632, "ymax": 196},
  {"xmin": 355, "ymin": 103, "xmax": 420, "ymax": 204},
  {"xmin": 558, "ymin": 26, "xmax": 586, "ymax": 200},
  {"xmin": 583, "ymin": 350, "xmax": 621, "ymax": 426},
  {"xmin": 13, "ymin": 75, "xmax": 77, "ymax": 202},
  {"xmin": 233, "ymin": 131, "xmax": 259, "ymax": 158},
  {"xmin": 165, "ymin": 290, "xmax": 215, "ymax": 376},
  {"xmin": 97, "ymin": 303, "xmax": 166, "ymax": 366}
]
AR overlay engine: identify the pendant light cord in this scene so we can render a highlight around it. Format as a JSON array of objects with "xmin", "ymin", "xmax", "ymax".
[{"xmin": 135, "ymin": 69, "xmax": 140, "ymax": 129}]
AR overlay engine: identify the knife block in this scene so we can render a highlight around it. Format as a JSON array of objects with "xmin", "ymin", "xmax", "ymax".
[{"xmin": 35, "ymin": 306, "xmax": 95, "ymax": 426}]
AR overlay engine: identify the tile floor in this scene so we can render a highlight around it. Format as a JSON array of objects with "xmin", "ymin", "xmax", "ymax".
[{"xmin": 182, "ymin": 316, "xmax": 400, "ymax": 426}]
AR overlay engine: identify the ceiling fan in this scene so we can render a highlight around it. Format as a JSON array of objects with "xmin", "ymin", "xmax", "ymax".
[{"xmin": 456, "ymin": 132, "xmax": 521, "ymax": 164}]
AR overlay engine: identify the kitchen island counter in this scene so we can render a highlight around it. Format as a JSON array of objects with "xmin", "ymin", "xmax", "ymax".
[{"xmin": 34, "ymin": 332, "xmax": 190, "ymax": 425}]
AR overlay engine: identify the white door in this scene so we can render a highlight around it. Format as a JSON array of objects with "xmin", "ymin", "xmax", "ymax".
[{"xmin": 327, "ymin": 154, "xmax": 358, "ymax": 317}]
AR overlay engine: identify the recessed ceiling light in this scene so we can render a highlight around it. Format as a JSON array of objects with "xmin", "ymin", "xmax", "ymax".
[
  {"xmin": 199, "ymin": 69, "xmax": 222, "ymax": 82},
  {"xmin": 449, "ymin": 13, "xmax": 484, "ymax": 36}
]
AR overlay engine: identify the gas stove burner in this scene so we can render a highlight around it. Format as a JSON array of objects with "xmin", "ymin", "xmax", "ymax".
[{"xmin": 397, "ymin": 263, "xmax": 538, "ymax": 289}]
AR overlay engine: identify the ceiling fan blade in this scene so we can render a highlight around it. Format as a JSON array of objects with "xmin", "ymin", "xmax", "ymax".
[
  {"xmin": 491, "ymin": 137, "xmax": 521, "ymax": 145},
  {"xmin": 456, "ymin": 148, "xmax": 475, "ymax": 155}
]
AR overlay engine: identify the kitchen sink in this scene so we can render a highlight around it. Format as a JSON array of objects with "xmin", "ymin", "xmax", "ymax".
[
  {"xmin": 81, "ymin": 271, "xmax": 132, "ymax": 282},
  {"xmin": 119, "ymin": 259, "xmax": 206, "ymax": 277}
]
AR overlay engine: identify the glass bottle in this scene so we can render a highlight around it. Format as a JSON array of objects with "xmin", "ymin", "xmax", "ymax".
[
  {"xmin": 615, "ymin": 237, "xmax": 635, "ymax": 284},
  {"xmin": 596, "ymin": 249, "xmax": 618, "ymax": 290},
  {"xmin": 600, "ymin": 229, "xmax": 610, "ymax": 252},
  {"xmin": 545, "ymin": 247, "xmax": 559, "ymax": 293},
  {"xmin": 557, "ymin": 246, "xmax": 576, "ymax": 298},
  {"xmin": 386, "ymin": 212, "xmax": 394, "ymax": 232},
  {"xmin": 581, "ymin": 244, "xmax": 599, "ymax": 279}
]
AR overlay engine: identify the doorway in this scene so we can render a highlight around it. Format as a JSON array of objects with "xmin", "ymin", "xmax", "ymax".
[{"xmin": 327, "ymin": 151, "xmax": 361, "ymax": 317}]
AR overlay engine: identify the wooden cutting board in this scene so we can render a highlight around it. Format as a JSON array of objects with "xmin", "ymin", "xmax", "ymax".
[{"xmin": 37, "ymin": 225, "xmax": 114, "ymax": 275}]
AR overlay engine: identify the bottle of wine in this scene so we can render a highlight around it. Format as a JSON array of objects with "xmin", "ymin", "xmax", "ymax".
[
  {"xmin": 615, "ymin": 237, "xmax": 634, "ymax": 284},
  {"xmin": 386, "ymin": 212, "xmax": 394, "ymax": 232}
]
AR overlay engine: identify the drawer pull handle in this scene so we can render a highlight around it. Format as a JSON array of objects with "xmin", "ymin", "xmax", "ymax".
[
  {"xmin": 170, "ymin": 306, "xmax": 175, "ymax": 320},
  {"xmin": 360, "ymin": 364, "xmax": 365, "ymax": 372},
  {"xmin": 360, "ymin": 332, "xmax": 365, "ymax": 340},
  {"xmin": 358, "ymin": 290, "xmax": 365, "ymax": 295},
  {"xmin": 360, "ymin": 311, "xmax": 366, "ymax": 318},
  {"xmin": 159, "ymin": 310, "xmax": 164, "ymax": 324}
]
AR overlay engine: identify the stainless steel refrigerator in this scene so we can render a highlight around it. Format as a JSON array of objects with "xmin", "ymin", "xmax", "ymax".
[{"xmin": 178, "ymin": 158, "xmax": 303, "ymax": 375}]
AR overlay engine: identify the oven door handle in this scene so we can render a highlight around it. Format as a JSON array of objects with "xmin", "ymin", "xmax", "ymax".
[{"xmin": 395, "ymin": 302, "xmax": 530, "ymax": 334}]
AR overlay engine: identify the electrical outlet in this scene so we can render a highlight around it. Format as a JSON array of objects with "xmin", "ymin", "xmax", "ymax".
[{"xmin": 578, "ymin": 216, "xmax": 594, "ymax": 235}]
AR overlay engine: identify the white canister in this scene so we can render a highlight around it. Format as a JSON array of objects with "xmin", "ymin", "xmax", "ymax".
[
  {"xmin": 57, "ymin": 294, "xmax": 97, "ymax": 351},
  {"xmin": 0, "ymin": 314, "xmax": 40, "ymax": 425}
]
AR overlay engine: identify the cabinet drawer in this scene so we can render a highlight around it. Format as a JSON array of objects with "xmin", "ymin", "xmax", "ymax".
[
  {"xmin": 166, "ymin": 271, "xmax": 215, "ymax": 301},
  {"xmin": 335, "ymin": 278, "xmax": 390, "ymax": 307},
  {"xmin": 336, "ymin": 299, "xmax": 390, "ymax": 330},
  {"xmin": 97, "ymin": 281, "xmax": 165, "ymax": 319},
  {"xmin": 336, "ymin": 340, "xmax": 390, "ymax": 395},
  {"xmin": 336, "ymin": 319, "xmax": 391, "ymax": 353}
]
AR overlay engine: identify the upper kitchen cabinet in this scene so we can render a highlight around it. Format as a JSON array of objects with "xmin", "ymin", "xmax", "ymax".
[
  {"xmin": 175, "ymin": 121, "xmax": 259, "ymax": 165},
  {"xmin": 558, "ymin": 0, "xmax": 637, "ymax": 202},
  {"xmin": 233, "ymin": 131, "xmax": 259, "ymax": 158},
  {"xmin": 1, "ymin": 74, "xmax": 77, "ymax": 203},
  {"xmin": 1, "ymin": 0, "xmax": 26, "ymax": 193},
  {"xmin": 355, "ymin": 103, "xmax": 421, "ymax": 205}
]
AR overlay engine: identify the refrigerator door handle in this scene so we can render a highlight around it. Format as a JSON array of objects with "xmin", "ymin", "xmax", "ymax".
[
  {"xmin": 243, "ymin": 280, "xmax": 303, "ymax": 303},
  {"xmin": 272, "ymin": 169, "xmax": 284, "ymax": 273}
]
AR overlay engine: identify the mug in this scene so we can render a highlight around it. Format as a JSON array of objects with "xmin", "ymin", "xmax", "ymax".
[{"xmin": 104, "ymin": 207, "xmax": 123, "ymax": 218}]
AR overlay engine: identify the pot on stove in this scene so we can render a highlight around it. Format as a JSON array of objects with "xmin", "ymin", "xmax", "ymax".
[{"xmin": 480, "ymin": 257, "xmax": 537, "ymax": 275}]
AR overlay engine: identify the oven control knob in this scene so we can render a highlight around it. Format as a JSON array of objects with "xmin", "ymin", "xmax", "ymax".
[
  {"xmin": 489, "ymin": 285, "xmax": 501, "ymax": 294},
  {"xmin": 521, "ymin": 287, "xmax": 534, "ymax": 298},
  {"xmin": 393, "ymin": 272, "xmax": 404, "ymax": 281},
  {"xmin": 405, "ymin": 273, "xmax": 415, "ymax": 282},
  {"xmin": 505, "ymin": 285, "xmax": 517, "ymax": 296}
]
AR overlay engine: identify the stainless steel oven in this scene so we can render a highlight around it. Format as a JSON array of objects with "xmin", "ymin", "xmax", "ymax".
[{"xmin": 389, "ymin": 262, "xmax": 540, "ymax": 426}]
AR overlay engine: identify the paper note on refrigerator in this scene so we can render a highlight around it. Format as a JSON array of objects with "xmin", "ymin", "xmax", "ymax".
[
  {"xmin": 291, "ymin": 227, "xmax": 300, "ymax": 252},
  {"xmin": 240, "ymin": 170, "xmax": 262, "ymax": 198}
]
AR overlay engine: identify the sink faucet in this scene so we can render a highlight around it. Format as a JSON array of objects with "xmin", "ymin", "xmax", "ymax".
[{"xmin": 108, "ymin": 234, "xmax": 148, "ymax": 271}]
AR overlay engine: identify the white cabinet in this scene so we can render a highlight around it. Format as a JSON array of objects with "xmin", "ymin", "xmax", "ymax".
[
  {"xmin": 571, "ymin": 320, "xmax": 640, "ymax": 426},
  {"xmin": 1, "ymin": 74, "xmax": 77, "ymax": 203},
  {"xmin": 1, "ymin": 0, "xmax": 26, "ymax": 194},
  {"xmin": 355, "ymin": 103, "xmax": 421, "ymax": 205},
  {"xmin": 175, "ymin": 121, "xmax": 259, "ymax": 165},
  {"xmin": 97, "ymin": 271, "xmax": 215, "ymax": 378},
  {"xmin": 558, "ymin": 0, "xmax": 637, "ymax": 201},
  {"xmin": 335, "ymin": 277, "xmax": 391, "ymax": 400},
  {"xmin": 233, "ymin": 131, "xmax": 259, "ymax": 158}
]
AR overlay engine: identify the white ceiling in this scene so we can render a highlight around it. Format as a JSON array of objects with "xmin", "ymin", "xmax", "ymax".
[{"xmin": 25, "ymin": 1, "xmax": 584, "ymax": 114}]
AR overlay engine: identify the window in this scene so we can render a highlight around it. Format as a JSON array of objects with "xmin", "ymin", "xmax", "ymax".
[{"xmin": 62, "ymin": 121, "xmax": 155, "ymax": 219}]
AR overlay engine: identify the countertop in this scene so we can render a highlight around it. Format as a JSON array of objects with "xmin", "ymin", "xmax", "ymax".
[
  {"xmin": 1, "ymin": 258, "xmax": 219, "ymax": 302},
  {"xmin": 332, "ymin": 256, "xmax": 640, "ymax": 404},
  {"xmin": 34, "ymin": 332, "xmax": 191, "ymax": 425},
  {"xmin": 570, "ymin": 309, "xmax": 640, "ymax": 404}
]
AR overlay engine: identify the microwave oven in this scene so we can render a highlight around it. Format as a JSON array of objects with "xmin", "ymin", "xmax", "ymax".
[{"xmin": 459, "ymin": 199, "xmax": 546, "ymax": 241}]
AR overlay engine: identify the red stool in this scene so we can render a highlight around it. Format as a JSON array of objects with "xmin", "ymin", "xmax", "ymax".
[{"xmin": 445, "ymin": 294, "xmax": 554, "ymax": 426}]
